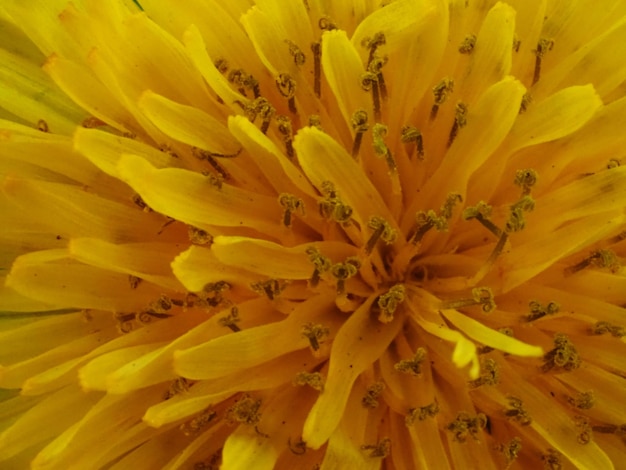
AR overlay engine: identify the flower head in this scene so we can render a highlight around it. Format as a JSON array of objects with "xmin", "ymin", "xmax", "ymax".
[{"xmin": 1, "ymin": 0, "xmax": 626, "ymax": 468}]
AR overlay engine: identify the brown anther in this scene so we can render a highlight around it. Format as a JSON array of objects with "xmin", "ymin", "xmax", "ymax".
[
  {"xmin": 301, "ymin": 322, "xmax": 330, "ymax": 351},
  {"xmin": 446, "ymin": 412, "xmax": 487, "ymax": 442},
  {"xmin": 318, "ymin": 16, "xmax": 337, "ymax": 31},
  {"xmin": 542, "ymin": 449, "xmax": 563, "ymax": 470},
  {"xmin": 376, "ymin": 284, "xmax": 405, "ymax": 323},
  {"xmin": 227, "ymin": 395, "xmax": 262, "ymax": 426},
  {"xmin": 430, "ymin": 78, "xmax": 454, "ymax": 120},
  {"xmin": 318, "ymin": 182, "xmax": 353, "ymax": 224},
  {"xmin": 514, "ymin": 169, "xmax": 538, "ymax": 196},
  {"xmin": 132, "ymin": 193, "xmax": 152, "ymax": 212},
  {"xmin": 496, "ymin": 437, "xmax": 522, "ymax": 467},
  {"xmin": 469, "ymin": 358, "xmax": 499, "ymax": 387},
  {"xmin": 362, "ymin": 382, "xmax": 385, "ymax": 409},
  {"xmin": 447, "ymin": 102, "xmax": 468, "ymax": 147},
  {"xmin": 441, "ymin": 287, "xmax": 495, "ymax": 313},
  {"xmin": 228, "ymin": 69, "xmax": 260, "ymax": 98},
  {"xmin": 308, "ymin": 115, "xmax": 322, "ymax": 130},
  {"xmin": 82, "ymin": 116, "xmax": 106, "ymax": 128},
  {"xmin": 164, "ymin": 377, "xmax": 191, "ymax": 400},
  {"xmin": 188, "ymin": 226, "xmax": 213, "ymax": 245},
  {"xmin": 458, "ymin": 34, "xmax": 477, "ymax": 54},
  {"xmin": 504, "ymin": 396, "xmax": 532, "ymax": 425},
  {"xmin": 250, "ymin": 279, "xmax": 284, "ymax": 300},
  {"xmin": 368, "ymin": 55, "xmax": 388, "ymax": 100},
  {"xmin": 285, "ymin": 40, "xmax": 306, "ymax": 66},
  {"xmin": 114, "ymin": 312, "xmax": 136, "ymax": 334},
  {"xmin": 405, "ymin": 402, "xmax": 439, "ymax": 426},
  {"xmin": 505, "ymin": 195, "xmax": 535, "ymax": 233},
  {"xmin": 37, "ymin": 119, "xmax": 49, "ymax": 132},
  {"xmin": 567, "ymin": 390, "xmax": 595, "ymax": 410},
  {"xmin": 526, "ymin": 300, "xmax": 560, "ymax": 322},
  {"xmin": 276, "ymin": 115, "xmax": 295, "ymax": 159},
  {"xmin": 214, "ymin": 58, "xmax": 229, "ymax": 74},
  {"xmin": 372, "ymin": 123, "xmax": 397, "ymax": 172},
  {"xmin": 513, "ymin": 35, "xmax": 521, "ymax": 53},
  {"xmin": 365, "ymin": 216, "xmax": 397, "ymax": 255},
  {"xmin": 567, "ymin": 249, "xmax": 622, "ymax": 275},
  {"xmin": 401, "ymin": 125, "xmax": 424, "ymax": 159},
  {"xmin": 276, "ymin": 73, "xmax": 297, "ymax": 113},
  {"xmin": 311, "ymin": 42, "xmax": 322, "ymax": 98},
  {"xmin": 188, "ymin": 281, "xmax": 231, "ymax": 309},
  {"xmin": 532, "ymin": 38, "xmax": 554, "ymax": 86},
  {"xmin": 361, "ymin": 438, "xmax": 391, "ymax": 458},
  {"xmin": 463, "ymin": 201, "xmax": 502, "ymax": 237},
  {"xmin": 574, "ymin": 415, "xmax": 593, "ymax": 444},
  {"xmin": 180, "ymin": 407, "xmax": 217, "ymax": 436},
  {"xmin": 361, "ymin": 72, "xmax": 381, "ymax": 120},
  {"xmin": 128, "ymin": 275, "xmax": 142, "ymax": 289},
  {"xmin": 351, "ymin": 109, "xmax": 369, "ymax": 158},
  {"xmin": 519, "ymin": 92, "xmax": 533, "ymax": 114},
  {"xmin": 279, "ymin": 193, "xmax": 305, "ymax": 227},
  {"xmin": 288, "ymin": 437, "xmax": 307, "ymax": 455},
  {"xmin": 361, "ymin": 32, "xmax": 386, "ymax": 68},
  {"xmin": 607, "ymin": 158, "xmax": 621, "ymax": 169},
  {"xmin": 293, "ymin": 371, "xmax": 325, "ymax": 391},
  {"xmin": 591, "ymin": 321, "xmax": 625, "ymax": 338},
  {"xmin": 542, "ymin": 333, "xmax": 581, "ymax": 372},
  {"xmin": 306, "ymin": 246, "xmax": 332, "ymax": 287},
  {"xmin": 394, "ymin": 347, "xmax": 426, "ymax": 376},
  {"xmin": 218, "ymin": 306, "xmax": 241, "ymax": 332},
  {"xmin": 330, "ymin": 257, "xmax": 360, "ymax": 295}
]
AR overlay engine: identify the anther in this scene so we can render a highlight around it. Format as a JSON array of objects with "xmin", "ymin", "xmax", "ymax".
[
  {"xmin": 468, "ymin": 358, "xmax": 499, "ymax": 387},
  {"xmin": 318, "ymin": 16, "xmax": 337, "ymax": 31},
  {"xmin": 376, "ymin": 284, "xmax": 405, "ymax": 323},
  {"xmin": 293, "ymin": 371, "xmax": 325, "ymax": 391},
  {"xmin": 227, "ymin": 395, "xmax": 262, "ymax": 426},
  {"xmin": 218, "ymin": 306, "xmax": 241, "ymax": 332},
  {"xmin": 401, "ymin": 125, "xmax": 424, "ymax": 159},
  {"xmin": 214, "ymin": 58, "xmax": 229, "ymax": 74},
  {"xmin": 504, "ymin": 396, "xmax": 532, "ymax": 425},
  {"xmin": 330, "ymin": 257, "xmax": 361, "ymax": 295},
  {"xmin": 318, "ymin": 181, "xmax": 353, "ymax": 224},
  {"xmin": 567, "ymin": 249, "xmax": 621, "ymax": 275},
  {"xmin": 361, "ymin": 72, "xmax": 381, "ymax": 121},
  {"xmin": 250, "ymin": 279, "xmax": 284, "ymax": 300},
  {"xmin": 132, "ymin": 193, "xmax": 153, "ymax": 212},
  {"xmin": 361, "ymin": 32, "xmax": 386, "ymax": 67},
  {"xmin": 361, "ymin": 438, "xmax": 391, "ymax": 458},
  {"xmin": 188, "ymin": 281, "xmax": 231, "ymax": 309},
  {"xmin": 308, "ymin": 115, "xmax": 322, "ymax": 130},
  {"xmin": 276, "ymin": 73, "xmax": 297, "ymax": 113},
  {"xmin": 513, "ymin": 35, "xmax": 521, "ymax": 53},
  {"xmin": 276, "ymin": 115, "xmax": 295, "ymax": 159},
  {"xmin": 228, "ymin": 69, "xmax": 261, "ymax": 98},
  {"xmin": 519, "ymin": 92, "xmax": 533, "ymax": 114},
  {"xmin": 362, "ymin": 382, "xmax": 385, "ymax": 409},
  {"xmin": 365, "ymin": 216, "xmax": 397, "ymax": 255},
  {"xmin": 164, "ymin": 377, "xmax": 191, "ymax": 400},
  {"xmin": 394, "ymin": 347, "xmax": 426, "ymax": 376},
  {"xmin": 496, "ymin": 437, "xmax": 522, "ymax": 467},
  {"xmin": 243, "ymin": 97, "xmax": 275, "ymax": 134},
  {"xmin": 306, "ymin": 247, "xmax": 332, "ymax": 287},
  {"xmin": 411, "ymin": 193, "xmax": 462, "ymax": 244},
  {"xmin": 128, "ymin": 275, "xmax": 142, "ymax": 289},
  {"xmin": 463, "ymin": 201, "xmax": 502, "ymax": 237},
  {"xmin": 430, "ymin": 78, "xmax": 454, "ymax": 120},
  {"xmin": 567, "ymin": 390, "xmax": 595, "ymax": 410},
  {"xmin": 351, "ymin": 109, "xmax": 369, "ymax": 158},
  {"xmin": 285, "ymin": 40, "xmax": 306, "ymax": 66},
  {"xmin": 180, "ymin": 407, "xmax": 217, "ymax": 436},
  {"xmin": 446, "ymin": 412, "xmax": 487, "ymax": 442},
  {"xmin": 458, "ymin": 34, "xmax": 476, "ymax": 54},
  {"xmin": 532, "ymin": 38, "xmax": 554, "ymax": 86},
  {"xmin": 447, "ymin": 102, "xmax": 468, "ymax": 147},
  {"xmin": 37, "ymin": 119, "xmax": 49, "ymax": 132},
  {"xmin": 441, "ymin": 287, "xmax": 496, "ymax": 313},
  {"xmin": 607, "ymin": 158, "xmax": 621, "ymax": 169},
  {"xmin": 369, "ymin": 55, "xmax": 388, "ymax": 100},
  {"xmin": 372, "ymin": 123, "xmax": 397, "ymax": 173},
  {"xmin": 574, "ymin": 415, "xmax": 593, "ymax": 444},
  {"xmin": 505, "ymin": 195, "xmax": 535, "ymax": 233},
  {"xmin": 591, "ymin": 321, "xmax": 625, "ymax": 338},
  {"xmin": 278, "ymin": 193, "xmax": 305, "ymax": 227},
  {"xmin": 288, "ymin": 437, "xmax": 307, "ymax": 455},
  {"xmin": 542, "ymin": 449, "xmax": 563, "ymax": 470},
  {"xmin": 405, "ymin": 402, "xmax": 439, "ymax": 426},
  {"xmin": 542, "ymin": 333, "xmax": 581, "ymax": 372},
  {"xmin": 514, "ymin": 169, "xmax": 538, "ymax": 196},
  {"xmin": 301, "ymin": 322, "xmax": 330, "ymax": 351},
  {"xmin": 311, "ymin": 42, "xmax": 322, "ymax": 98},
  {"xmin": 525, "ymin": 300, "xmax": 560, "ymax": 322}
]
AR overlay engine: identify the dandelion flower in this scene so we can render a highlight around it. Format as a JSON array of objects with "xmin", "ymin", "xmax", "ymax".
[{"xmin": 1, "ymin": 0, "xmax": 626, "ymax": 468}]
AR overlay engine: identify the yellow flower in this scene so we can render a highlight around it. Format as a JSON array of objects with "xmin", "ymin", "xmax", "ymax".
[{"xmin": 1, "ymin": 0, "xmax": 626, "ymax": 468}]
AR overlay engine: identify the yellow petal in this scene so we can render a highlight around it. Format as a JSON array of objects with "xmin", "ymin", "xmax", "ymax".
[{"xmin": 222, "ymin": 430, "xmax": 277, "ymax": 470}]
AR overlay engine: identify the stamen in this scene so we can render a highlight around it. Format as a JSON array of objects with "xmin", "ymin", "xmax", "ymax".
[
  {"xmin": 301, "ymin": 322, "xmax": 330, "ymax": 351},
  {"xmin": 525, "ymin": 300, "xmax": 560, "ymax": 322},
  {"xmin": 513, "ymin": 35, "xmax": 521, "ymax": 53},
  {"xmin": 468, "ymin": 358, "xmax": 499, "ymax": 387},
  {"xmin": 330, "ymin": 257, "xmax": 361, "ymax": 295},
  {"xmin": 187, "ymin": 281, "xmax": 231, "ymax": 308},
  {"xmin": 447, "ymin": 102, "xmax": 468, "ymax": 147},
  {"xmin": 567, "ymin": 249, "xmax": 622, "ymax": 275},
  {"xmin": 37, "ymin": 119, "xmax": 49, "ymax": 132},
  {"xmin": 574, "ymin": 415, "xmax": 593, "ymax": 444},
  {"xmin": 369, "ymin": 55, "xmax": 388, "ymax": 100},
  {"xmin": 504, "ymin": 396, "xmax": 532, "ymax": 425},
  {"xmin": 458, "ymin": 34, "xmax": 477, "ymax": 54},
  {"xmin": 180, "ymin": 407, "xmax": 217, "ymax": 436},
  {"xmin": 361, "ymin": 32, "xmax": 386, "ymax": 67},
  {"xmin": 591, "ymin": 321, "xmax": 625, "ymax": 338},
  {"xmin": 394, "ymin": 347, "xmax": 426, "ymax": 376},
  {"xmin": 361, "ymin": 72, "xmax": 381, "ymax": 121},
  {"xmin": 446, "ymin": 412, "xmax": 487, "ymax": 442},
  {"xmin": 308, "ymin": 115, "xmax": 322, "ymax": 130},
  {"xmin": 132, "ymin": 193, "xmax": 152, "ymax": 212},
  {"xmin": 542, "ymin": 449, "xmax": 563, "ymax": 470},
  {"xmin": 163, "ymin": 377, "xmax": 191, "ymax": 400},
  {"xmin": 440, "ymin": 287, "xmax": 496, "ymax": 313},
  {"xmin": 514, "ymin": 169, "xmax": 538, "ymax": 196},
  {"xmin": 519, "ymin": 92, "xmax": 533, "ymax": 114},
  {"xmin": 318, "ymin": 16, "xmax": 337, "ymax": 31},
  {"xmin": 505, "ymin": 195, "xmax": 535, "ymax": 233},
  {"xmin": 250, "ymin": 279, "xmax": 284, "ymax": 300},
  {"xmin": 128, "ymin": 275, "xmax": 142, "ymax": 289},
  {"xmin": 410, "ymin": 194, "xmax": 461, "ymax": 244},
  {"xmin": 351, "ymin": 109, "xmax": 369, "ymax": 158},
  {"xmin": 114, "ymin": 312, "xmax": 136, "ymax": 333},
  {"xmin": 311, "ymin": 42, "xmax": 322, "ymax": 98},
  {"xmin": 567, "ymin": 390, "xmax": 595, "ymax": 410},
  {"xmin": 293, "ymin": 371, "xmax": 325, "ymax": 391},
  {"xmin": 203, "ymin": 171, "xmax": 224, "ymax": 189},
  {"xmin": 275, "ymin": 73, "xmax": 297, "ymax": 113},
  {"xmin": 285, "ymin": 40, "xmax": 306, "ymax": 66},
  {"xmin": 214, "ymin": 58, "xmax": 229, "ymax": 74},
  {"xmin": 218, "ymin": 306, "xmax": 241, "ymax": 332},
  {"xmin": 305, "ymin": 246, "xmax": 332, "ymax": 287},
  {"xmin": 463, "ymin": 201, "xmax": 502, "ymax": 237},
  {"xmin": 372, "ymin": 123, "xmax": 397, "ymax": 173},
  {"xmin": 405, "ymin": 402, "xmax": 439, "ymax": 426},
  {"xmin": 227, "ymin": 395, "xmax": 262, "ymax": 426},
  {"xmin": 229, "ymin": 69, "xmax": 261, "ymax": 98},
  {"xmin": 607, "ymin": 158, "xmax": 621, "ymax": 169},
  {"xmin": 362, "ymin": 382, "xmax": 385, "ymax": 409},
  {"xmin": 401, "ymin": 125, "xmax": 424, "ymax": 160},
  {"xmin": 276, "ymin": 115, "xmax": 295, "ymax": 159},
  {"xmin": 376, "ymin": 284, "xmax": 405, "ymax": 323},
  {"xmin": 496, "ymin": 437, "xmax": 522, "ymax": 468},
  {"xmin": 542, "ymin": 333, "xmax": 581, "ymax": 372},
  {"xmin": 278, "ymin": 193, "xmax": 305, "ymax": 227},
  {"xmin": 288, "ymin": 437, "xmax": 307, "ymax": 455},
  {"xmin": 532, "ymin": 38, "xmax": 554, "ymax": 86},
  {"xmin": 365, "ymin": 216, "xmax": 397, "ymax": 255},
  {"xmin": 318, "ymin": 181, "xmax": 353, "ymax": 224},
  {"xmin": 361, "ymin": 438, "xmax": 391, "ymax": 458},
  {"xmin": 430, "ymin": 78, "xmax": 454, "ymax": 120}
]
